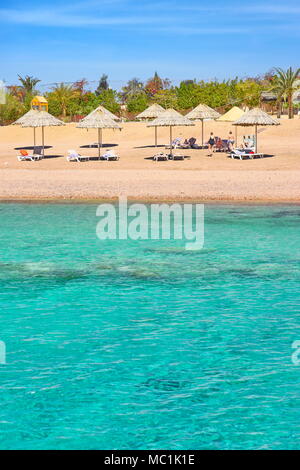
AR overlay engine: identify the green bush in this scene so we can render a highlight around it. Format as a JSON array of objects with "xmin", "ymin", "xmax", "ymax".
[
  {"xmin": 126, "ymin": 94, "xmax": 148, "ymax": 113},
  {"xmin": 0, "ymin": 94, "xmax": 25, "ymax": 124},
  {"xmin": 96, "ymin": 89, "xmax": 120, "ymax": 114}
]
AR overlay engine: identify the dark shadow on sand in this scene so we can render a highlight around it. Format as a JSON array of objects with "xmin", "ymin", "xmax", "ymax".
[
  {"xmin": 80, "ymin": 143, "xmax": 118, "ymax": 149},
  {"xmin": 144, "ymin": 155, "xmax": 191, "ymax": 161},
  {"xmin": 14, "ymin": 145, "xmax": 53, "ymax": 151},
  {"xmin": 42, "ymin": 154, "xmax": 63, "ymax": 159},
  {"xmin": 134, "ymin": 145, "xmax": 165, "ymax": 149}
]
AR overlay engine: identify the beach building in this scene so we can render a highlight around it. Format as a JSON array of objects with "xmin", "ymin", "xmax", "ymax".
[{"xmin": 31, "ymin": 96, "xmax": 48, "ymax": 112}]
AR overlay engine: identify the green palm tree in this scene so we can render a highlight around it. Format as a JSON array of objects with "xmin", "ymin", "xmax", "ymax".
[
  {"xmin": 51, "ymin": 83, "xmax": 77, "ymax": 118},
  {"xmin": 18, "ymin": 75, "xmax": 41, "ymax": 94},
  {"xmin": 271, "ymin": 67, "xmax": 300, "ymax": 119}
]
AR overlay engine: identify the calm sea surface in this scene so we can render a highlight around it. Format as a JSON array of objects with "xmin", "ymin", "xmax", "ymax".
[{"xmin": 0, "ymin": 203, "xmax": 299, "ymax": 449}]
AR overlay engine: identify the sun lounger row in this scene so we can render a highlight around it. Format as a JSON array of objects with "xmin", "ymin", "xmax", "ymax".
[
  {"xmin": 165, "ymin": 137, "xmax": 203, "ymax": 149},
  {"xmin": 67, "ymin": 150, "xmax": 120, "ymax": 161},
  {"xmin": 17, "ymin": 146, "xmax": 265, "ymax": 163},
  {"xmin": 153, "ymin": 152, "xmax": 189, "ymax": 161},
  {"xmin": 17, "ymin": 149, "xmax": 120, "ymax": 162}
]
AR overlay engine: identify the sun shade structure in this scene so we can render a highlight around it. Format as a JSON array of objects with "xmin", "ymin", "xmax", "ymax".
[
  {"xmin": 217, "ymin": 106, "xmax": 245, "ymax": 143},
  {"xmin": 87, "ymin": 105, "xmax": 121, "ymax": 122},
  {"xmin": 147, "ymin": 108, "xmax": 194, "ymax": 156},
  {"xmin": 185, "ymin": 104, "xmax": 221, "ymax": 146},
  {"xmin": 233, "ymin": 108, "xmax": 279, "ymax": 153},
  {"xmin": 218, "ymin": 106, "xmax": 244, "ymax": 122},
  {"xmin": 137, "ymin": 104, "xmax": 165, "ymax": 146},
  {"xmin": 13, "ymin": 109, "xmax": 39, "ymax": 146},
  {"xmin": 77, "ymin": 109, "xmax": 122, "ymax": 158},
  {"xmin": 15, "ymin": 110, "xmax": 65, "ymax": 155},
  {"xmin": 136, "ymin": 104, "xmax": 164, "ymax": 120}
]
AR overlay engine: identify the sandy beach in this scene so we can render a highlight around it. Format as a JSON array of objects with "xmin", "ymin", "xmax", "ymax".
[{"xmin": 1, "ymin": 118, "xmax": 299, "ymax": 202}]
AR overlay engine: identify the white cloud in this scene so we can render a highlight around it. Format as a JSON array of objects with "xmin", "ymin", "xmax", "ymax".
[
  {"xmin": 0, "ymin": 9, "xmax": 161, "ymax": 26},
  {"xmin": 1, "ymin": 1, "xmax": 300, "ymax": 32},
  {"xmin": 155, "ymin": 26, "xmax": 247, "ymax": 35}
]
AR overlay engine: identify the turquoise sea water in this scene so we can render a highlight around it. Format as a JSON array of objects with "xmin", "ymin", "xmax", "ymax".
[{"xmin": 0, "ymin": 203, "xmax": 299, "ymax": 450}]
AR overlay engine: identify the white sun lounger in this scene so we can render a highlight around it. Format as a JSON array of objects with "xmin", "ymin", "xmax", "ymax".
[
  {"xmin": 17, "ymin": 153, "xmax": 42, "ymax": 161},
  {"xmin": 101, "ymin": 150, "xmax": 120, "ymax": 161},
  {"xmin": 165, "ymin": 138, "xmax": 181, "ymax": 149},
  {"xmin": 230, "ymin": 149, "xmax": 264, "ymax": 160},
  {"xmin": 17, "ymin": 146, "xmax": 43, "ymax": 161},
  {"xmin": 67, "ymin": 150, "xmax": 90, "ymax": 162},
  {"xmin": 153, "ymin": 152, "xmax": 169, "ymax": 161},
  {"xmin": 169, "ymin": 153, "xmax": 185, "ymax": 160}
]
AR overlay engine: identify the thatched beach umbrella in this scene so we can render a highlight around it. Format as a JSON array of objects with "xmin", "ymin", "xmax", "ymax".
[
  {"xmin": 136, "ymin": 103, "xmax": 164, "ymax": 120},
  {"xmin": 233, "ymin": 108, "xmax": 279, "ymax": 153},
  {"xmin": 77, "ymin": 109, "xmax": 122, "ymax": 158},
  {"xmin": 186, "ymin": 104, "xmax": 221, "ymax": 146},
  {"xmin": 17, "ymin": 110, "xmax": 65, "ymax": 155},
  {"xmin": 13, "ymin": 109, "xmax": 40, "ymax": 146},
  {"xmin": 202, "ymin": 104, "xmax": 221, "ymax": 119},
  {"xmin": 217, "ymin": 106, "xmax": 245, "ymax": 143},
  {"xmin": 137, "ymin": 104, "xmax": 165, "ymax": 146},
  {"xmin": 87, "ymin": 105, "xmax": 121, "ymax": 122},
  {"xmin": 147, "ymin": 108, "xmax": 194, "ymax": 156}
]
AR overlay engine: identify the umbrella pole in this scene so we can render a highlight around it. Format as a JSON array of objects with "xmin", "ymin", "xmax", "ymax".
[
  {"xmin": 98, "ymin": 128, "xmax": 101, "ymax": 158},
  {"xmin": 34, "ymin": 128, "xmax": 36, "ymax": 147},
  {"xmin": 170, "ymin": 126, "xmax": 173, "ymax": 157},
  {"xmin": 155, "ymin": 126, "xmax": 157, "ymax": 147},
  {"xmin": 235, "ymin": 126, "xmax": 237, "ymax": 147},
  {"xmin": 255, "ymin": 125, "xmax": 258, "ymax": 153},
  {"xmin": 42, "ymin": 127, "xmax": 45, "ymax": 157},
  {"xmin": 201, "ymin": 120, "xmax": 204, "ymax": 147}
]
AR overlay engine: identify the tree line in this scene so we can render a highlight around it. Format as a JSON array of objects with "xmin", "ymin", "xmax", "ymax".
[{"xmin": 1, "ymin": 68, "xmax": 299, "ymax": 124}]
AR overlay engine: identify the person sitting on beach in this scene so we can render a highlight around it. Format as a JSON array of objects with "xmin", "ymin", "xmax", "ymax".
[
  {"xmin": 241, "ymin": 135, "xmax": 254, "ymax": 150},
  {"xmin": 180, "ymin": 138, "xmax": 190, "ymax": 148},
  {"xmin": 189, "ymin": 137, "xmax": 200, "ymax": 149},
  {"xmin": 174, "ymin": 138, "xmax": 182, "ymax": 148}
]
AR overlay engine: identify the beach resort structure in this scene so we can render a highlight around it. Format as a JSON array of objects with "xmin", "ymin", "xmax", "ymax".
[
  {"xmin": 13, "ymin": 109, "xmax": 64, "ymax": 154},
  {"xmin": 77, "ymin": 108, "xmax": 122, "ymax": 158},
  {"xmin": 86, "ymin": 105, "xmax": 121, "ymax": 122},
  {"xmin": 148, "ymin": 108, "xmax": 194, "ymax": 156},
  {"xmin": 136, "ymin": 104, "xmax": 165, "ymax": 146},
  {"xmin": 186, "ymin": 104, "xmax": 221, "ymax": 147},
  {"xmin": 233, "ymin": 108, "xmax": 279, "ymax": 153},
  {"xmin": 217, "ymin": 106, "xmax": 245, "ymax": 143},
  {"xmin": 31, "ymin": 96, "xmax": 48, "ymax": 112}
]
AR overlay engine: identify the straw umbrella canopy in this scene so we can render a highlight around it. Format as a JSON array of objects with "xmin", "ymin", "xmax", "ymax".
[
  {"xmin": 233, "ymin": 108, "xmax": 279, "ymax": 153},
  {"xmin": 87, "ymin": 105, "xmax": 121, "ymax": 122},
  {"xmin": 136, "ymin": 104, "xmax": 165, "ymax": 146},
  {"xmin": 147, "ymin": 108, "xmax": 194, "ymax": 156},
  {"xmin": 217, "ymin": 106, "xmax": 245, "ymax": 144},
  {"xmin": 13, "ymin": 109, "xmax": 40, "ymax": 146},
  {"xmin": 201, "ymin": 104, "xmax": 221, "ymax": 119},
  {"xmin": 17, "ymin": 110, "xmax": 65, "ymax": 155},
  {"xmin": 186, "ymin": 104, "xmax": 221, "ymax": 146},
  {"xmin": 136, "ymin": 103, "xmax": 164, "ymax": 120},
  {"xmin": 77, "ymin": 109, "xmax": 122, "ymax": 158}
]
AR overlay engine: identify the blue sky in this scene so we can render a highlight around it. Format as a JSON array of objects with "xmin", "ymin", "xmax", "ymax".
[{"xmin": 1, "ymin": 0, "xmax": 300, "ymax": 90}]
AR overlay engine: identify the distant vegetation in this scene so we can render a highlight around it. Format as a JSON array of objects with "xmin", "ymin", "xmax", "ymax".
[{"xmin": 1, "ymin": 68, "xmax": 300, "ymax": 124}]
